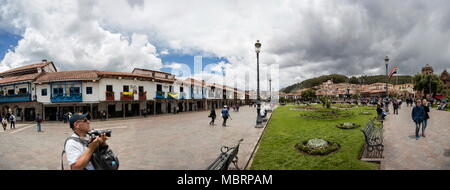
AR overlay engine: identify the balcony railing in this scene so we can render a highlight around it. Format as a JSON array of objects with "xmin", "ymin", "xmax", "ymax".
[
  {"xmin": 105, "ymin": 91, "xmax": 115, "ymax": 101},
  {"xmin": 192, "ymin": 93, "xmax": 202, "ymax": 99},
  {"xmin": 167, "ymin": 92, "xmax": 179, "ymax": 99},
  {"xmin": 120, "ymin": 92, "xmax": 134, "ymax": 101},
  {"xmin": 156, "ymin": 91, "xmax": 166, "ymax": 99},
  {"xmin": 51, "ymin": 93, "xmax": 82, "ymax": 103},
  {"xmin": 180, "ymin": 92, "xmax": 186, "ymax": 100},
  {"xmin": 0, "ymin": 93, "xmax": 32, "ymax": 103},
  {"xmin": 139, "ymin": 91, "xmax": 147, "ymax": 101}
]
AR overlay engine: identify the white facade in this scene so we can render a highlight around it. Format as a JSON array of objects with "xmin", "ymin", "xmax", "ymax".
[
  {"xmin": 99, "ymin": 78, "xmax": 155, "ymax": 101},
  {"xmin": 82, "ymin": 82, "xmax": 100, "ymax": 103},
  {"xmin": 36, "ymin": 84, "xmax": 51, "ymax": 103}
]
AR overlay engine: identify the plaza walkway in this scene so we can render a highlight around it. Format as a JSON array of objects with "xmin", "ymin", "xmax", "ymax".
[
  {"xmin": 0, "ymin": 106, "xmax": 269, "ymax": 170},
  {"xmin": 381, "ymin": 105, "xmax": 450, "ymax": 170}
]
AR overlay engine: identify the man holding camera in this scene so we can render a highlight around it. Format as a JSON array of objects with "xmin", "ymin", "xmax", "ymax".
[{"xmin": 64, "ymin": 113, "xmax": 108, "ymax": 170}]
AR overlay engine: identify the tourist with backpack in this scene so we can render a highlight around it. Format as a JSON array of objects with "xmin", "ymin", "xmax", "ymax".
[
  {"xmin": 208, "ymin": 107, "xmax": 216, "ymax": 125},
  {"xmin": 9, "ymin": 114, "xmax": 16, "ymax": 129},
  {"xmin": 221, "ymin": 105, "xmax": 231, "ymax": 127},
  {"xmin": 62, "ymin": 113, "xmax": 118, "ymax": 170}
]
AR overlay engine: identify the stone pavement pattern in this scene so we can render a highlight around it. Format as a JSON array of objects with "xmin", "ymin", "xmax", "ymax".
[
  {"xmin": 381, "ymin": 105, "xmax": 450, "ymax": 170},
  {"xmin": 0, "ymin": 107, "xmax": 267, "ymax": 170}
]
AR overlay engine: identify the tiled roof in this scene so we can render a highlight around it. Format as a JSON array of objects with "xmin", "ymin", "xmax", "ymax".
[
  {"xmin": 97, "ymin": 71, "xmax": 154, "ymax": 79},
  {"xmin": 0, "ymin": 62, "xmax": 51, "ymax": 76},
  {"xmin": 0, "ymin": 73, "xmax": 41, "ymax": 85},
  {"xmin": 132, "ymin": 68, "xmax": 173, "ymax": 76},
  {"xmin": 184, "ymin": 78, "xmax": 204, "ymax": 86},
  {"xmin": 35, "ymin": 70, "xmax": 99, "ymax": 83}
]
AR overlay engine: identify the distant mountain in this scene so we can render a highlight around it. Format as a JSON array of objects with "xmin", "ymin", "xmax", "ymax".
[{"xmin": 281, "ymin": 74, "xmax": 413, "ymax": 93}]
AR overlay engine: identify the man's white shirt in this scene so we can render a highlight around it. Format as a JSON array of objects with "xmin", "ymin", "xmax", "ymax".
[{"xmin": 65, "ymin": 133, "xmax": 95, "ymax": 170}]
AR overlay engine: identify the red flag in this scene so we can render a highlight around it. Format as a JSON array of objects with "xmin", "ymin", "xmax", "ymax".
[{"xmin": 389, "ymin": 66, "xmax": 398, "ymax": 79}]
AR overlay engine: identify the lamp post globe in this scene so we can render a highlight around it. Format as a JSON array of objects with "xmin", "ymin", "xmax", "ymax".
[{"xmin": 255, "ymin": 40, "xmax": 263, "ymax": 128}]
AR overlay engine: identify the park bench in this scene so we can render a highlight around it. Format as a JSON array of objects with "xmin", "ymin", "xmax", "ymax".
[
  {"xmin": 360, "ymin": 119, "xmax": 384, "ymax": 161},
  {"xmin": 207, "ymin": 139, "xmax": 244, "ymax": 170}
]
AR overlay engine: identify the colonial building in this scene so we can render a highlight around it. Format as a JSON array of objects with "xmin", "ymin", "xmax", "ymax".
[
  {"xmin": 312, "ymin": 80, "xmax": 414, "ymax": 98},
  {"xmin": 0, "ymin": 60, "xmax": 249, "ymax": 121},
  {"xmin": 440, "ymin": 70, "xmax": 450, "ymax": 89},
  {"xmin": 0, "ymin": 60, "xmax": 57, "ymax": 121},
  {"xmin": 422, "ymin": 64, "xmax": 434, "ymax": 75}
]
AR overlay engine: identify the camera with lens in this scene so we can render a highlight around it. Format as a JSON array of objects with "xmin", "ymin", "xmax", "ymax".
[{"xmin": 88, "ymin": 129, "xmax": 112, "ymax": 139}]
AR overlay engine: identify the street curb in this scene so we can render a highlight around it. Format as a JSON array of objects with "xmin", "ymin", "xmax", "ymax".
[{"xmin": 244, "ymin": 106, "xmax": 277, "ymax": 170}]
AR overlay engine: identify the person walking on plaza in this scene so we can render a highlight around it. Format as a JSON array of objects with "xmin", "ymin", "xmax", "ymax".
[
  {"xmin": 421, "ymin": 99, "xmax": 430, "ymax": 137},
  {"xmin": 9, "ymin": 114, "xmax": 16, "ymax": 129},
  {"xmin": 1, "ymin": 116, "xmax": 7, "ymax": 131},
  {"xmin": 411, "ymin": 100, "xmax": 426, "ymax": 140},
  {"xmin": 221, "ymin": 105, "xmax": 231, "ymax": 127},
  {"xmin": 393, "ymin": 99, "xmax": 399, "ymax": 115},
  {"xmin": 36, "ymin": 113, "xmax": 43, "ymax": 132},
  {"xmin": 208, "ymin": 107, "xmax": 216, "ymax": 125}
]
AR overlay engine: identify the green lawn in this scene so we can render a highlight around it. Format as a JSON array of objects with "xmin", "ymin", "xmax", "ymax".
[{"xmin": 250, "ymin": 105, "xmax": 379, "ymax": 170}]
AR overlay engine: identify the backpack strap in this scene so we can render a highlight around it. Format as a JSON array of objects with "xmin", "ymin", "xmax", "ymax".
[{"xmin": 61, "ymin": 137, "xmax": 89, "ymax": 170}]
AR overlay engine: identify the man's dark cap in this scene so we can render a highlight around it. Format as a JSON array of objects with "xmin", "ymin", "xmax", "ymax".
[{"xmin": 69, "ymin": 113, "xmax": 89, "ymax": 129}]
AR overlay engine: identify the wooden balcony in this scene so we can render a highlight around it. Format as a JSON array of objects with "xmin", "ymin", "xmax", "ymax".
[
  {"xmin": 105, "ymin": 91, "xmax": 115, "ymax": 101},
  {"xmin": 139, "ymin": 91, "xmax": 147, "ymax": 101},
  {"xmin": 120, "ymin": 92, "xmax": 134, "ymax": 101}
]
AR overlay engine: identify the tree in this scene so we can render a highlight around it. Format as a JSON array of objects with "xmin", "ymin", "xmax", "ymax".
[
  {"xmin": 279, "ymin": 96, "xmax": 286, "ymax": 103},
  {"xmin": 350, "ymin": 94, "xmax": 360, "ymax": 99},
  {"xmin": 319, "ymin": 96, "xmax": 331, "ymax": 109},
  {"xmin": 413, "ymin": 74, "xmax": 444, "ymax": 97},
  {"xmin": 301, "ymin": 88, "xmax": 316, "ymax": 102}
]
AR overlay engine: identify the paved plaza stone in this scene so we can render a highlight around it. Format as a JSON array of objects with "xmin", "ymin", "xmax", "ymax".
[
  {"xmin": 0, "ymin": 107, "xmax": 269, "ymax": 170},
  {"xmin": 381, "ymin": 105, "xmax": 450, "ymax": 170}
]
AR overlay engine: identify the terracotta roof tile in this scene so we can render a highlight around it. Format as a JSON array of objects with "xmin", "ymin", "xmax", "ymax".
[
  {"xmin": 0, "ymin": 73, "xmax": 40, "ymax": 85},
  {"xmin": 0, "ymin": 62, "xmax": 50, "ymax": 76},
  {"xmin": 97, "ymin": 71, "xmax": 154, "ymax": 79},
  {"xmin": 35, "ymin": 70, "xmax": 99, "ymax": 83}
]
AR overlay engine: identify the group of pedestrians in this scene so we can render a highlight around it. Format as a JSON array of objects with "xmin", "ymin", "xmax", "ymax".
[
  {"xmin": 405, "ymin": 97, "xmax": 414, "ymax": 107},
  {"xmin": 411, "ymin": 99, "xmax": 431, "ymax": 140},
  {"xmin": 1, "ymin": 114, "xmax": 16, "ymax": 131},
  {"xmin": 208, "ymin": 105, "xmax": 232, "ymax": 127}
]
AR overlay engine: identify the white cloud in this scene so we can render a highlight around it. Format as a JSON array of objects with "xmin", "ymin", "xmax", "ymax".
[
  {"xmin": 0, "ymin": 0, "xmax": 162, "ymax": 72},
  {"xmin": 1, "ymin": 0, "xmax": 449, "ymax": 90},
  {"xmin": 160, "ymin": 49, "xmax": 169, "ymax": 55}
]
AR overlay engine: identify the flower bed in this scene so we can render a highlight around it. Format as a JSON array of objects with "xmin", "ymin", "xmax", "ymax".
[
  {"xmin": 336, "ymin": 122, "xmax": 361, "ymax": 129},
  {"xmin": 299, "ymin": 108, "xmax": 352, "ymax": 119},
  {"xmin": 295, "ymin": 138, "xmax": 340, "ymax": 156}
]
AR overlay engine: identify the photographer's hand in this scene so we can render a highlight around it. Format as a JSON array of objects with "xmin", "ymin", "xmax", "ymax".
[
  {"xmin": 88, "ymin": 136, "xmax": 103, "ymax": 149},
  {"xmin": 99, "ymin": 133, "xmax": 108, "ymax": 146}
]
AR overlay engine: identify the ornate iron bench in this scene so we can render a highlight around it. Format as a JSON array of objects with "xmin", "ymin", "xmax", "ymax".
[
  {"xmin": 207, "ymin": 139, "xmax": 243, "ymax": 170},
  {"xmin": 360, "ymin": 119, "xmax": 384, "ymax": 160}
]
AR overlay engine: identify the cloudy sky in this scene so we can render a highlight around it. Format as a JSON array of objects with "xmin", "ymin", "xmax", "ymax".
[{"xmin": 0, "ymin": 0, "xmax": 449, "ymax": 90}]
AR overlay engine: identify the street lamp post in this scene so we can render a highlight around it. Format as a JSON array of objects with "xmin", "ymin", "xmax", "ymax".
[
  {"xmin": 255, "ymin": 40, "xmax": 263, "ymax": 128},
  {"xmin": 347, "ymin": 88, "xmax": 350, "ymax": 100},
  {"xmin": 269, "ymin": 78, "xmax": 272, "ymax": 102},
  {"xmin": 429, "ymin": 74, "xmax": 432, "ymax": 99},
  {"xmin": 385, "ymin": 56, "xmax": 390, "ymax": 112}
]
